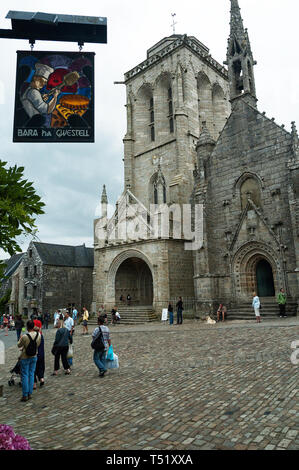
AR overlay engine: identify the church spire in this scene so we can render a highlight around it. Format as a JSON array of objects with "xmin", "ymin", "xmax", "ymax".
[
  {"xmin": 224, "ymin": 0, "xmax": 257, "ymax": 107},
  {"xmin": 230, "ymin": 0, "xmax": 245, "ymax": 39}
]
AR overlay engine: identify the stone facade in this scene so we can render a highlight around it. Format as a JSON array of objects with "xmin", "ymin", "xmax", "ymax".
[
  {"xmin": 10, "ymin": 241, "xmax": 94, "ymax": 317},
  {"xmin": 93, "ymin": 1, "xmax": 298, "ymax": 318},
  {"xmin": 93, "ymin": 33, "xmax": 230, "ymax": 314},
  {"xmin": 192, "ymin": 0, "xmax": 299, "ymax": 316},
  {"xmin": 0, "ymin": 253, "xmax": 24, "ymax": 314}
]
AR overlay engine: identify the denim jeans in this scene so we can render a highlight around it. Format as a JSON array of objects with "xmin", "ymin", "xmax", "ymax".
[
  {"xmin": 169, "ymin": 312, "xmax": 174, "ymax": 325},
  {"xmin": 177, "ymin": 309, "xmax": 183, "ymax": 324},
  {"xmin": 16, "ymin": 329, "xmax": 22, "ymax": 341},
  {"xmin": 20, "ymin": 356, "xmax": 37, "ymax": 397},
  {"xmin": 93, "ymin": 350, "xmax": 107, "ymax": 373}
]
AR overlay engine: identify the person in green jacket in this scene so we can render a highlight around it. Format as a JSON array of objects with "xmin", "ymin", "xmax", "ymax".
[{"xmin": 277, "ymin": 288, "xmax": 287, "ymax": 318}]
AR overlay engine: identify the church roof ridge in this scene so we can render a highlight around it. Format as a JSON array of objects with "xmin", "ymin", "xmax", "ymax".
[{"xmin": 234, "ymin": 97, "xmax": 293, "ymax": 136}]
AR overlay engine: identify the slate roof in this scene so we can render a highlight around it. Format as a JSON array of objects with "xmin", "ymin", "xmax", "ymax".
[
  {"xmin": 33, "ymin": 242, "xmax": 94, "ymax": 268},
  {"xmin": 2, "ymin": 253, "xmax": 25, "ymax": 278}
]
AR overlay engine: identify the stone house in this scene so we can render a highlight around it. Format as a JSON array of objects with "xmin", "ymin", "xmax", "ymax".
[
  {"xmin": 0, "ymin": 253, "xmax": 25, "ymax": 314},
  {"xmin": 10, "ymin": 241, "xmax": 94, "ymax": 317},
  {"xmin": 92, "ymin": 0, "xmax": 298, "ymax": 318}
]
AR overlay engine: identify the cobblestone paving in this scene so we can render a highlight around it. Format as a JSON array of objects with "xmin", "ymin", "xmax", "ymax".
[{"xmin": 0, "ymin": 319, "xmax": 298, "ymax": 450}]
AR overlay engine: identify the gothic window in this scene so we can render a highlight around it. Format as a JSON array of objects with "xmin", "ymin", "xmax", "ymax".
[
  {"xmin": 212, "ymin": 84, "xmax": 226, "ymax": 137},
  {"xmin": 240, "ymin": 177, "xmax": 261, "ymax": 210},
  {"xmin": 168, "ymin": 87, "xmax": 174, "ymax": 133},
  {"xmin": 149, "ymin": 97, "xmax": 155, "ymax": 142},
  {"xmin": 197, "ymin": 73, "xmax": 213, "ymax": 135},
  {"xmin": 24, "ymin": 267, "xmax": 28, "ymax": 278},
  {"xmin": 24, "ymin": 286, "xmax": 27, "ymax": 299},
  {"xmin": 135, "ymin": 84, "xmax": 154, "ymax": 151},
  {"xmin": 154, "ymin": 182, "xmax": 158, "ymax": 204}
]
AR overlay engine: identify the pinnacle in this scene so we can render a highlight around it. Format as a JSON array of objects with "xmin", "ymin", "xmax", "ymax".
[
  {"xmin": 291, "ymin": 121, "xmax": 299, "ymax": 155},
  {"xmin": 197, "ymin": 122, "xmax": 215, "ymax": 147},
  {"xmin": 101, "ymin": 184, "xmax": 108, "ymax": 203}
]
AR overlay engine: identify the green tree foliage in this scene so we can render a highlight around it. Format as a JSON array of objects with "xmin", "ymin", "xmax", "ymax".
[
  {"xmin": 0, "ymin": 160, "xmax": 45, "ymax": 277},
  {"xmin": 0, "ymin": 289, "xmax": 11, "ymax": 309}
]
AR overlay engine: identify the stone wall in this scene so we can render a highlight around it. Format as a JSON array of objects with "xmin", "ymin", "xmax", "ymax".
[
  {"xmin": 196, "ymin": 99, "xmax": 298, "ymax": 308},
  {"xmin": 93, "ymin": 238, "xmax": 195, "ymax": 314},
  {"xmin": 42, "ymin": 265, "xmax": 93, "ymax": 315}
]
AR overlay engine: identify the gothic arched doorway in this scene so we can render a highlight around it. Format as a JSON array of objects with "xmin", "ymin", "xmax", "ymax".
[
  {"xmin": 256, "ymin": 259, "xmax": 275, "ymax": 297},
  {"xmin": 115, "ymin": 257, "xmax": 153, "ymax": 306}
]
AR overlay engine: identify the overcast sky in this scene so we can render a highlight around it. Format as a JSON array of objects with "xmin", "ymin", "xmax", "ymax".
[{"xmin": 0, "ymin": 0, "xmax": 298, "ymax": 260}]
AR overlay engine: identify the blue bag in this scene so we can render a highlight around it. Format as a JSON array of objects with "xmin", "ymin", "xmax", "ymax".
[
  {"xmin": 106, "ymin": 344, "xmax": 114, "ymax": 361},
  {"xmin": 106, "ymin": 353, "xmax": 119, "ymax": 369}
]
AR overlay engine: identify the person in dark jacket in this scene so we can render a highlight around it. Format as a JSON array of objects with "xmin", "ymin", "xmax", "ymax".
[
  {"xmin": 15, "ymin": 315, "xmax": 24, "ymax": 341},
  {"xmin": 176, "ymin": 297, "xmax": 184, "ymax": 325},
  {"xmin": 43, "ymin": 312, "xmax": 50, "ymax": 329},
  {"xmin": 51, "ymin": 320, "xmax": 72, "ymax": 376},
  {"xmin": 33, "ymin": 324, "xmax": 45, "ymax": 388}
]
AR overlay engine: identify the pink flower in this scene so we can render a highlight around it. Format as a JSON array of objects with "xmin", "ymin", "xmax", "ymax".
[{"xmin": 0, "ymin": 424, "xmax": 31, "ymax": 450}]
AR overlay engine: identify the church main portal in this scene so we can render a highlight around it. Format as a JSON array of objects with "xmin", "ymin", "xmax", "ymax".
[{"xmin": 115, "ymin": 257, "xmax": 153, "ymax": 306}]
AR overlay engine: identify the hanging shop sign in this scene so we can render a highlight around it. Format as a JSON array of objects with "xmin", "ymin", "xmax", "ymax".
[{"xmin": 13, "ymin": 50, "xmax": 95, "ymax": 143}]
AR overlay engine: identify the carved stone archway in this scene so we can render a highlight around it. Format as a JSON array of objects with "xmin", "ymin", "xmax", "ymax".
[
  {"xmin": 107, "ymin": 249, "xmax": 155, "ymax": 306},
  {"xmin": 232, "ymin": 241, "xmax": 283, "ymax": 301}
]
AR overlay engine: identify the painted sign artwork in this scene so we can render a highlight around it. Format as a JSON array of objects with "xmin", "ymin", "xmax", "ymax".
[{"xmin": 13, "ymin": 51, "xmax": 95, "ymax": 143}]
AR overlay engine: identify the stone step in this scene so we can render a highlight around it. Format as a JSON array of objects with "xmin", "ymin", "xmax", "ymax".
[
  {"xmin": 88, "ymin": 308, "xmax": 158, "ymax": 325},
  {"xmin": 227, "ymin": 302, "xmax": 297, "ymax": 320}
]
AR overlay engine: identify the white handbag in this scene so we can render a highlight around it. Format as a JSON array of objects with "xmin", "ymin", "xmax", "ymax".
[{"xmin": 67, "ymin": 344, "xmax": 73, "ymax": 359}]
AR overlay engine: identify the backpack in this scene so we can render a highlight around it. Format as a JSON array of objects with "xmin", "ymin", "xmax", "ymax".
[
  {"xmin": 25, "ymin": 332, "xmax": 39, "ymax": 357},
  {"xmin": 91, "ymin": 327, "xmax": 105, "ymax": 352}
]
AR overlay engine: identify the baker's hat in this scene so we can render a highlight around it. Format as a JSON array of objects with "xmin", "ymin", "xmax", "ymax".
[{"xmin": 34, "ymin": 63, "xmax": 54, "ymax": 80}]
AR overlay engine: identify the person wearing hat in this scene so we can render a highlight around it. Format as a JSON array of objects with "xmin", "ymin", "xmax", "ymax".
[{"xmin": 21, "ymin": 62, "xmax": 60, "ymax": 119}]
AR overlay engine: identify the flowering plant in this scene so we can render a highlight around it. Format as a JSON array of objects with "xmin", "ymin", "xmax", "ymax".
[{"xmin": 0, "ymin": 424, "xmax": 31, "ymax": 450}]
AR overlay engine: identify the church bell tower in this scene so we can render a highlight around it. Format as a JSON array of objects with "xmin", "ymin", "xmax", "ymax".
[{"xmin": 225, "ymin": 0, "xmax": 257, "ymax": 107}]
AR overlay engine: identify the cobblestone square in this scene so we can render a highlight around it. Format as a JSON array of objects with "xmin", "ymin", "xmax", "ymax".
[{"xmin": 0, "ymin": 319, "xmax": 298, "ymax": 450}]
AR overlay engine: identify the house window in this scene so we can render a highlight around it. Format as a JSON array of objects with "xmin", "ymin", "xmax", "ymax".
[
  {"xmin": 33, "ymin": 285, "xmax": 37, "ymax": 299},
  {"xmin": 24, "ymin": 267, "xmax": 28, "ymax": 278},
  {"xmin": 34, "ymin": 265, "xmax": 37, "ymax": 276},
  {"xmin": 29, "ymin": 249, "xmax": 32, "ymax": 258},
  {"xmin": 24, "ymin": 286, "xmax": 27, "ymax": 299}
]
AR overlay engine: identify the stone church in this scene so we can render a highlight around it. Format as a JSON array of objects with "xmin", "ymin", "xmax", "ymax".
[{"xmin": 92, "ymin": 0, "xmax": 298, "ymax": 319}]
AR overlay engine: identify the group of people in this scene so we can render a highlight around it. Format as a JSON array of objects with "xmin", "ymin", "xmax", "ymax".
[
  {"xmin": 119, "ymin": 294, "xmax": 132, "ymax": 306},
  {"xmin": 167, "ymin": 297, "xmax": 184, "ymax": 325},
  {"xmin": 17, "ymin": 309, "xmax": 75, "ymax": 402},
  {"xmin": 16, "ymin": 305, "xmax": 114, "ymax": 401},
  {"xmin": 252, "ymin": 288, "xmax": 287, "ymax": 323}
]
